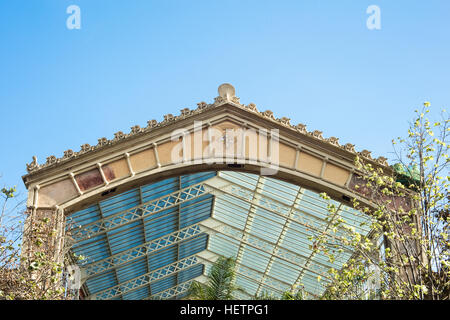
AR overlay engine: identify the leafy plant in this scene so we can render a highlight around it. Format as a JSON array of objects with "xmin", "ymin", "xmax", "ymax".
[
  {"xmin": 0, "ymin": 182, "xmax": 75, "ymax": 300},
  {"xmin": 313, "ymin": 102, "xmax": 449, "ymax": 300},
  {"xmin": 187, "ymin": 256, "xmax": 242, "ymax": 300}
]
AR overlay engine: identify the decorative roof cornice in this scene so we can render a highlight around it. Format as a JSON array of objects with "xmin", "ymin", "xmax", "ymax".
[{"xmin": 25, "ymin": 83, "xmax": 388, "ymax": 175}]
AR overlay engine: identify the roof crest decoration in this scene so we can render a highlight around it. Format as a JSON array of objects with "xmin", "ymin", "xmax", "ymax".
[{"xmin": 25, "ymin": 83, "xmax": 387, "ymax": 174}]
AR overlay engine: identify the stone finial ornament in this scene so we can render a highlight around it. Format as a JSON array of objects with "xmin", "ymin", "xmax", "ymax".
[
  {"xmin": 26, "ymin": 156, "xmax": 38, "ymax": 172},
  {"xmin": 218, "ymin": 83, "xmax": 236, "ymax": 101}
]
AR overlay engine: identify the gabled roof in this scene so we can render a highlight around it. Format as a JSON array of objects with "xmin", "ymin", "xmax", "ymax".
[{"xmin": 23, "ymin": 84, "xmax": 389, "ymax": 183}]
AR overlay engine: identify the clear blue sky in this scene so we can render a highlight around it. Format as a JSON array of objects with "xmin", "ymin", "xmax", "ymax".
[{"xmin": 1, "ymin": 0, "xmax": 449, "ymax": 201}]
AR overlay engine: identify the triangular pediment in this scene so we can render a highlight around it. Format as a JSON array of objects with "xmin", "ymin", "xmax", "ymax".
[{"xmin": 23, "ymin": 84, "xmax": 387, "ymax": 186}]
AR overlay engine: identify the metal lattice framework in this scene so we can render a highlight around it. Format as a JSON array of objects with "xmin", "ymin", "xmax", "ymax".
[
  {"xmin": 200, "ymin": 219, "xmax": 332, "ymax": 280},
  {"xmin": 206, "ymin": 181, "xmax": 352, "ymax": 244},
  {"xmin": 146, "ymin": 278, "xmax": 200, "ymax": 300},
  {"xmin": 205, "ymin": 172, "xmax": 371, "ymax": 297},
  {"xmin": 68, "ymin": 183, "xmax": 209, "ymax": 242},
  {"xmin": 80, "ymin": 224, "xmax": 205, "ymax": 279},
  {"xmin": 196, "ymin": 250, "xmax": 320, "ymax": 298},
  {"xmin": 90, "ymin": 255, "xmax": 201, "ymax": 300},
  {"xmin": 68, "ymin": 171, "xmax": 374, "ymax": 300}
]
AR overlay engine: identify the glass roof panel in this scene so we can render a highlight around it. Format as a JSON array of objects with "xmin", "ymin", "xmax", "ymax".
[{"xmin": 67, "ymin": 170, "xmax": 375, "ymax": 300}]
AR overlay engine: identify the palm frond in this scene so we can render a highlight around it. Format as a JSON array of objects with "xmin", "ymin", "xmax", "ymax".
[{"xmin": 187, "ymin": 256, "xmax": 240, "ymax": 300}]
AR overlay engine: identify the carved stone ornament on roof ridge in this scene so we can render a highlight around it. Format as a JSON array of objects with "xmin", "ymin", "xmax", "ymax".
[
  {"xmin": 342, "ymin": 143, "xmax": 356, "ymax": 153},
  {"xmin": 376, "ymin": 156, "xmax": 389, "ymax": 166},
  {"xmin": 295, "ymin": 123, "xmax": 307, "ymax": 133},
  {"xmin": 180, "ymin": 108, "xmax": 191, "ymax": 117},
  {"xmin": 26, "ymin": 156, "xmax": 38, "ymax": 172},
  {"xmin": 146, "ymin": 119, "xmax": 158, "ymax": 129},
  {"xmin": 63, "ymin": 149, "xmax": 74, "ymax": 159},
  {"xmin": 46, "ymin": 155, "xmax": 57, "ymax": 165},
  {"xmin": 309, "ymin": 130, "xmax": 324, "ymax": 140},
  {"xmin": 326, "ymin": 137, "xmax": 340, "ymax": 146},
  {"xmin": 163, "ymin": 114, "xmax": 175, "ymax": 123},
  {"xmin": 278, "ymin": 117, "xmax": 291, "ymax": 126},
  {"xmin": 80, "ymin": 143, "xmax": 92, "ymax": 153},
  {"xmin": 97, "ymin": 137, "xmax": 109, "ymax": 147},
  {"xmin": 196, "ymin": 102, "xmax": 209, "ymax": 110},
  {"xmin": 246, "ymin": 103, "xmax": 258, "ymax": 112},
  {"xmin": 359, "ymin": 149, "xmax": 374, "ymax": 160},
  {"xmin": 213, "ymin": 96, "xmax": 226, "ymax": 105},
  {"xmin": 262, "ymin": 110, "xmax": 275, "ymax": 120},
  {"xmin": 130, "ymin": 125, "xmax": 142, "ymax": 134},
  {"xmin": 24, "ymin": 83, "xmax": 387, "ymax": 174}
]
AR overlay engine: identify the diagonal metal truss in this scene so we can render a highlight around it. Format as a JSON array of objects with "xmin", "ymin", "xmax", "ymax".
[
  {"xmin": 144, "ymin": 276, "xmax": 254, "ymax": 300},
  {"xmin": 89, "ymin": 255, "xmax": 201, "ymax": 300},
  {"xmin": 204, "ymin": 174, "xmax": 344, "ymax": 297},
  {"xmin": 197, "ymin": 250, "xmax": 320, "ymax": 298},
  {"xmin": 234, "ymin": 290, "xmax": 254, "ymax": 299},
  {"xmin": 175, "ymin": 176, "xmax": 182, "ymax": 295},
  {"xmin": 98, "ymin": 205, "xmax": 122, "ymax": 299},
  {"xmin": 207, "ymin": 177, "xmax": 350, "ymax": 244},
  {"xmin": 200, "ymin": 218, "xmax": 332, "ymax": 279},
  {"xmin": 68, "ymin": 172, "xmax": 372, "ymax": 300},
  {"xmin": 292, "ymin": 203, "xmax": 344, "ymax": 290},
  {"xmin": 256, "ymin": 187, "xmax": 305, "ymax": 296},
  {"xmin": 80, "ymin": 224, "xmax": 205, "ymax": 279},
  {"xmin": 69, "ymin": 183, "xmax": 209, "ymax": 242},
  {"xmin": 138, "ymin": 186, "xmax": 152, "ymax": 298},
  {"xmin": 235, "ymin": 176, "xmax": 265, "ymax": 266},
  {"xmin": 145, "ymin": 279, "xmax": 197, "ymax": 300}
]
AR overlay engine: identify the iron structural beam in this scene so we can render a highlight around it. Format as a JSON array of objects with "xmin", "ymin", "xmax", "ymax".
[
  {"xmin": 69, "ymin": 182, "xmax": 209, "ymax": 242},
  {"xmin": 97, "ymin": 205, "xmax": 122, "ymax": 299},
  {"xmin": 235, "ymin": 176, "xmax": 265, "ymax": 266},
  {"xmin": 200, "ymin": 218, "xmax": 333, "ymax": 280},
  {"xmin": 197, "ymin": 250, "xmax": 319, "ymax": 298},
  {"xmin": 292, "ymin": 203, "xmax": 344, "ymax": 291},
  {"xmin": 255, "ymin": 187, "xmax": 305, "ymax": 296},
  {"xmin": 88, "ymin": 255, "xmax": 201, "ymax": 300},
  {"xmin": 206, "ymin": 176, "xmax": 352, "ymax": 245},
  {"xmin": 138, "ymin": 185, "xmax": 152, "ymax": 297},
  {"xmin": 79, "ymin": 223, "xmax": 206, "ymax": 280},
  {"xmin": 143, "ymin": 275, "xmax": 208, "ymax": 300}
]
